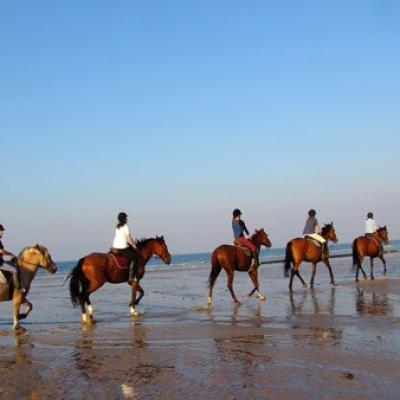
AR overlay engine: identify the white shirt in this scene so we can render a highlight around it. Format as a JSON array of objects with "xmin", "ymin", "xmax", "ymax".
[
  {"xmin": 112, "ymin": 225, "xmax": 130, "ymax": 249},
  {"xmin": 365, "ymin": 218, "xmax": 377, "ymax": 234}
]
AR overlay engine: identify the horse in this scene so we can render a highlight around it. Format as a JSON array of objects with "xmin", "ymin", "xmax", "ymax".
[
  {"xmin": 283, "ymin": 223, "xmax": 338, "ymax": 291},
  {"xmin": 0, "ymin": 244, "xmax": 57, "ymax": 330},
  {"xmin": 352, "ymin": 226, "xmax": 389, "ymax": 281},
  {"xmin": 68, "ymin": 236, "xmax": 171, "ymax": 322},
  {"xmin": 207, "ymin": 228, "xmax": 272, "ymax": 305}
]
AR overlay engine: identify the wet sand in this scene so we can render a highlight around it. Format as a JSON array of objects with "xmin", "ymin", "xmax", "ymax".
[{"xmin": 1, "ymin": 254, "xmax": 400, "ymax": 399}]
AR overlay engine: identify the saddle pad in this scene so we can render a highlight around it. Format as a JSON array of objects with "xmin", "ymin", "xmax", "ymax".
[
  {"xmin": 304, "ymin": 237, "xmax": 322, "ymax": 247},
  {"xmin": 234, "ymin": 245, "xmax": 252, "ymax": 257},
  {"xmin": 109, "ymin": 253, "xmax": 129, "ymax": 269}
]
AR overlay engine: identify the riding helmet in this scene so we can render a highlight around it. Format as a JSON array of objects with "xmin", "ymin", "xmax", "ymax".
[
  {"xmin": 232, "ymin": 208, "xmax": 242, "ymax": 217},
  {"xmin": 117, "ymin": 212, "xmax": 128, "ymax": 223}
]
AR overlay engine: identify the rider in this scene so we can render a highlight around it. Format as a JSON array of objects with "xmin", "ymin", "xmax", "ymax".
[
  {"xmin": 0, "ymin": 224, "xmax": 20, "ymax": 291},
  {"xmin": 232, "ymin": 208, "xmax": 259, "ymax": 272},
  {"xmin": 303, "ymin": 209, "xmax": 329, "ymax": 260},
  {"xmin": 112, "ymin": 212, "xmax": 138, "ymax": 284},
  {"xmin": 365, "ymin": 212, "xmax": 384, "ymax": 253},
  {"xmin": 365, "ymin": 212, "xmax": 378, "ymax": 237}
]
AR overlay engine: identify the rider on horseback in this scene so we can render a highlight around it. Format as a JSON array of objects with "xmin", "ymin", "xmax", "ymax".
[
  {"xmin": 303, "ymin": 209, "xmax": 329, "ymax": 260},
  {"xmin": 365, "ymin": 212, "xmax": 384, "ymax": 254},
  {"xmin": 112, "ymin": 212, "xmax": 138, "ymax": 284},
  {"xmin": 0, "ymin": 224, "xmax": 21, "ymax": 292},
  {"xmin": 232, "ymin": 209, "xmax": 259, "ymax": 272}
]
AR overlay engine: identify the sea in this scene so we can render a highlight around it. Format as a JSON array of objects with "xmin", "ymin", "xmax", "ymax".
[{"xmin": 54, "ymin": 239, "xmax": 400, "ymax": 276}]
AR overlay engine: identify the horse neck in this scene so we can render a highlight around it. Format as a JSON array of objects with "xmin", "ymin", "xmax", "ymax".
[
  {"xmin": 321, "ymin": 229, "xmax": 332, "ymax": 242},
  {"xmin": 137, "ymin": 241, "xmax": 155, "ymax": 263},
  {"xmin": 251, "ymin": 236, "xmax": 262, "ymax": 251},
  {"xmin": 373, "ymin": 232, "xmax": 384, "ymax": 243},
  {"xmin": 18, "ymin": 260, "xmax": 39, "ymax": 292}
]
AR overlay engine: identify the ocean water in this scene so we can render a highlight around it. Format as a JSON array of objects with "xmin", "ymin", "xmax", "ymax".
[{"xmin": 54, "ymin": 239, "xmax": 400, "ymax": 276}]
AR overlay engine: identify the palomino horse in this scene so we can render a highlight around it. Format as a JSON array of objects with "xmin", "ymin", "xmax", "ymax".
[
  {"xmin": 207, "ymin": 229, "xmax": 272, "ymax": 305},
  {"xmin": 69, "ymin": 236, "xmax": 171, "ymax": 322},
  {"xmin": 0, "ymin": 244, "xmax": 57, "ymax": 330},
  {"xmin": 284, "ymin": 223, "xmax": 338, "ymax": 291},
  {"xmin": 352, "ymin": 226, "xmax": 389, "ymax": 281}
]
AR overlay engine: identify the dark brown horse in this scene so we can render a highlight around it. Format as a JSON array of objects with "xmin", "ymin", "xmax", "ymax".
[
  {"xmin": 207, "ymin": 229, "xmax": 272, "ymax": 305},
  {"xmin": 69, "ymin": 236, "xmax": 171, "ymax": 322},
  {"xmin": 352, "ymin": 226, "xmax": 389, "ymax": 281},
  {"xmin": 284, "ymin": 223, "xmax": 338, "ymax": 291},
  {"xmin": 0, "ymin": 244, "xmax": 57, "ymax": 330}
]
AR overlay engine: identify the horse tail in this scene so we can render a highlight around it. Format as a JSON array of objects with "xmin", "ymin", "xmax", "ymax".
[
  {"xmin": 352, "ymin": 239, "xmax": 359, "ymax": 272},
  {"xmin": 208, "ymin": 250, "xmax": 222, "ymax": 289},
  {"xmin": 68, "ymin": 258, "xmax": 88, "ymax": 308},
  {"xmin": 284, "ymin": 241, "xmax": 293, "ymax": 278}
]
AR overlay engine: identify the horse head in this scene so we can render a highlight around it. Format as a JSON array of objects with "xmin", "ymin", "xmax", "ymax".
[
  {"xmin": 377, "ymin": 226, "xmax": 389, "ymax": 245},
  {"xmin": 19, "ymin": 244, "xmax": 57, "ymax": 273},
  {"xmin": 322, "ymin": 223, "xmax": 338, "ymax": 243},
  {"xmin": 153, "ymin": 236, "xmax": 172, "ymax": 265},
  {"xmin": 252, "ymin": 228, "xmax": 272, "ymax": 248}
]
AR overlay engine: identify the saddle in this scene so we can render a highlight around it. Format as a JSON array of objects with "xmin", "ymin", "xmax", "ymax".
[
  {"xmin": 233, "ymin": 241, "xmax": 252, "ymax": 257},
  {"xmin": 109, "ymin": 249, "xmax": 129, "ymax": 269},
  {"xmin": 304, "ymin": 236, "xmax": 323, "ymax": 248}
]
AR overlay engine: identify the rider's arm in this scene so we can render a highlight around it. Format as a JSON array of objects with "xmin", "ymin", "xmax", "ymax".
[
  {"xmin": 0, "ymin": 248, "xmax": 16, "ymax": 258},
  {"xmin": 240, "ymin": 220, "xmax": 250, "ymax": 236},
  {"xmin": 128, "ymin": 234, "xmax": 137, "ymax": 249}
]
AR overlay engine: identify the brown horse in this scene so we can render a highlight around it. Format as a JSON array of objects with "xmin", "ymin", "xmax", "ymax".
[
  {"xmin": 284, "ymin": 223, "xmax": 338, "ymax": 291},
  {"xmin": 0, "ymin": 244, "xmax": 57, "ymax": 330},
  {"xmin": 352, "ymin": 226, "xmax": 389, "ymax": 281},
  {"xmin": 69, "ymin": 236, "xmax": 171, "ymax": 322},
  {"xmin": 207, "ymin": 229, "xmax": 272, "ymax": 305}
]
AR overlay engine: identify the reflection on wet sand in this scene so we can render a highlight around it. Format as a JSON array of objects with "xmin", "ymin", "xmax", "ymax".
[
  {"xmin": 289, "ymin": 288, "xmax": 336, "ymax": 316},
  {"xmin": 355, "ymin": 287, "xmax": 392, "ymax": 316},
  {"xmin": 289, "ymin": 289, "xmax": 342, "ymax": 346}
]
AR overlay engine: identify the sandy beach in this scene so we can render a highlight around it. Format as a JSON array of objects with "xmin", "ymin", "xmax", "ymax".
[{"xmin": 1, "ymin": 253, "xmax": 400, "ymax": 399}]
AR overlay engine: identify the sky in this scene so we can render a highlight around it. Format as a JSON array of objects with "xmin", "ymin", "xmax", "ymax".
[{"xmin": 1, "ymin": 1, "xmax": 399, "ymax": 260}]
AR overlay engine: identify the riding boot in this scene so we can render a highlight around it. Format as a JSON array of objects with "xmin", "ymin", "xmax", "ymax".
[
  {"xmin": 128, "ymin": 262, "xmax": 136, "ymax": 284},
  {"xmin": 249, "ymin": 252, "xmax": 260, "ymax": 272}
]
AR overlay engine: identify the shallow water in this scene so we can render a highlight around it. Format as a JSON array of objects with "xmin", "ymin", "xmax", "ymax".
[{"xmin": 0, "ymin": 254, "xmax": 400, "ymax": 399}]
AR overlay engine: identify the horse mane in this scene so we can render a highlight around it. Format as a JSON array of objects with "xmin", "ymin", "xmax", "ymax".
[
  {"xmin": 135, "ymin": 238, "xmax": 154, "ymax": 248},
  {"xmin": 321, "ymin": 224, "xmax": 333, "ymax": 236},
  {"xmin": 18, "ymin": 244, "xmax": 47, "ymax": 259}
]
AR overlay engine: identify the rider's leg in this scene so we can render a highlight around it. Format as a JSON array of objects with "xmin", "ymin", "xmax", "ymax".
[{"xmin": 249, "ymin": 251, "xmax": 260, "ymax": 272}]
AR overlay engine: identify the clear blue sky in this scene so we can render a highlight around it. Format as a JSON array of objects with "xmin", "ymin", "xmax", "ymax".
[{"xmin": 1, "ymin": 1, "xmax": 399, "ymax": 260}]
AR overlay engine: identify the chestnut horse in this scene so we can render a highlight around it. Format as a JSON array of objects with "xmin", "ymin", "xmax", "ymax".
[
  {"xmin": 0, "ymin": 244, "xmax": 57, "ymax": 330},
  {"xmin": 352, "ymin": 226, "xmax": 389, "ymax": 281},
  {"xmin": 207, "ymin": 229, "xmax": 272, "ymax": 305},
  {"xmin": 284, "ymin": 223, "xmax": 338, "ymax": 291},
  {"xmin": 69, "ymin": 236, "xmax": 171, "ymax": 322}
]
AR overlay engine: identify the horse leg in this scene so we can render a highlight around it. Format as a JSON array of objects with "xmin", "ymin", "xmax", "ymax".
[
  {"xmin": 295, "ymin": 267, "xmax": 307, "ymax": 289},
  {"xmin": 310, "ymin": 263, "xmax": 317, "ymax": 288},
  {"xmin": 323, "ymin": 259, "xmax": 336, "ymax": 286},
  {"xmin": 247, "ymin": 270, "xmax": 265, "ymax": 300},
  {"xmin": 129, "ymin": 281, "xmax": 139, "ymax": 316},
  {"xmin": 12, "ymin": 292, "xmax": 24, "ymax": 330},
  {"xmin": 134, "ymin": 283, "xmax": 144, "ymax": 305},
  {"xmin": 289, "ymin": 268, "xmax": 295, "ymax": 292},
  {"xmin": 18, "ymin": 298, "xmax": 33, "ymax": 320},
  {"xmin": 379, "ymin": 254, "xmax": 387, "ymax": 276},
  {"xmin": 227, "ymin": 271, "xmax": 240, "ymax": 304},
  {"xmin": 370, "ymin": 257, "xmax": 375, "ymax": 280},
  {"xmin": 207, "ymin": 259, "xmax": 222, "ymax": 305},
  {"xmin": 86, "ymin": 295, "xmax": 94, "ymax": 321}
]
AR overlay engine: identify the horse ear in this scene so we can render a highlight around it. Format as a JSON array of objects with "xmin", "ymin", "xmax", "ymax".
[{"xmin": 331, "ymin": 221, "xmax": 333, "ymax": 226}]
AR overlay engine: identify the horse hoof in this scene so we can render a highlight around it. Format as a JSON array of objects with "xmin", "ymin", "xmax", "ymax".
[
  {"xmin": 130, "ymin": 307, "xmax": 139, "ymax": 316},
  {"xmin": 14, "ymin": 325, "xmax": 25, "ymax": 332},
  {"xmin": 303, "ymin": 284, "xmax": 308, "ymax": 289},
  {"xmin": 207, "ymin": 297, "xmax": 212, "ymax": 305},
  {"xmin": 256, "ymin": 294, "xmax": 265, "ymax": 301},
  {"xmin": 81, "ymin": 314, "xmax": 88, "ymax": 323}
]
